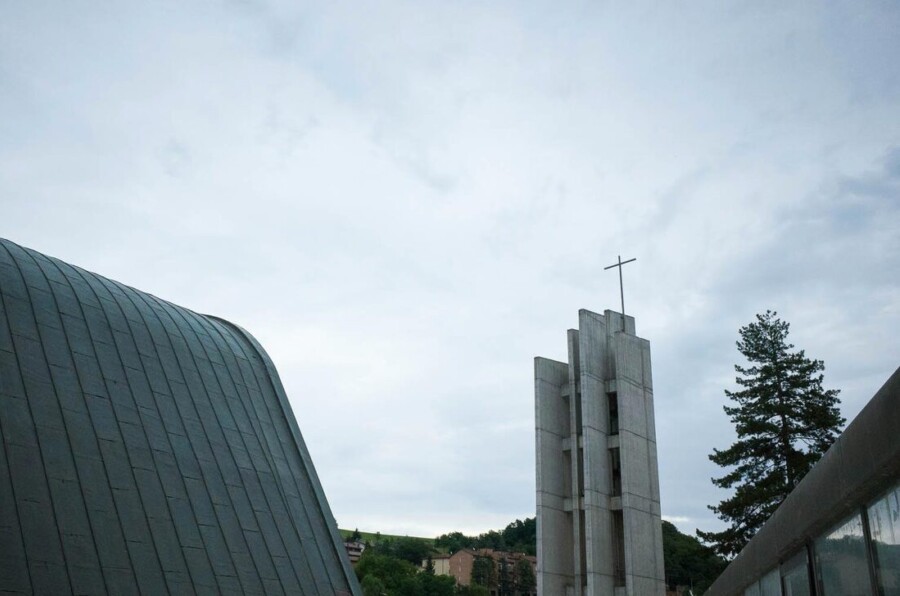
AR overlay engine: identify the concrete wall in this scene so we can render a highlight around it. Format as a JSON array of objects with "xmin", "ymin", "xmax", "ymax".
[
  {"xmin": 536, "ymin": 309, "xmax": 665, "ymax": 596},
  {"xmin": 568, "ymin": 328, "xmax": 586, "ymax": 595},
  {"xmin": 614, "ymin": 331, "xmax": 665, "ymax": 596},
  {"xmin": 580, "ymin": 311, "xmax": 615, "ymax": 595},
  {"xmin": 535, "ymin": 356, "xmax": 573, "ymax": 596}
]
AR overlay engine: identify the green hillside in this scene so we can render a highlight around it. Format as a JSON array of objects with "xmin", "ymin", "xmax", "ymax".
[{"xmin": 339, "ymin": 529, "xmax": 435, "ymax": 547}]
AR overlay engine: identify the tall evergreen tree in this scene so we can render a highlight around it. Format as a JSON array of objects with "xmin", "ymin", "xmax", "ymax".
[{"xmin": 698, "ymin": 310, "xmax": 844, "ymax": 557}]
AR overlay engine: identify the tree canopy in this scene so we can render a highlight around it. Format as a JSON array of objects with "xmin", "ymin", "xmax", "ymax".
[
  {"xmin": 662, "ymin": 521, "xmax": 726, "ymax": 593},
  {"xmin": 698, "ymin": 310, "xmax": 844, "ymax": 557},
  {"xmin": 356, "ymin": 551, "xmax": 456, "ymax": 596},
  {"xmin": 367, "ymin": 536, "xmax": 434, "ymax": 566},
  {"xmin": 350, "ymin": 514, "xmax": 726, "ymax": 593},
  {"xmin": 435, "ymin": 518, "xmax": 536, "ymax": 556}
]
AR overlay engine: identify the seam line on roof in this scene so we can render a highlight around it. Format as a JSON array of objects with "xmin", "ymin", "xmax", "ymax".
[
  {"xmin": 63, "ymin": 260, "xmax": 178, "ymax": 593},
  {"xmin": 173, "ymin": 307, "xmax": 304, "ymax": 591},
  {"xmin": 205, "ymin": 314, "xmax": 342, "ymax": 593},
  {"xmin": 210, "ymin": 316, "xmax": 360, "ymax": 595},
  {"xmin": 204, "ymin": 320, "xmax": 315, "ymax": 583},
  {"xmin": 143, "ymin": 293, "xmax": 269, "ymax": 592},
  {"xmin": 4, "ymin": 241, "xmax": 78, "ymax": 595},
  {"xmin": 125, "ymin": 288, "xmax": 254, "ymax": 592},
  {"xmin": 19, "ymin": 244, "xmax": 115, "ymax": 596},
  {"xmin": 36, "ymin": 248, "xmax": 140, "ymax": 593},
  {"xmin": 99, "ymin": 273, "xmax": 225, "ymax": 594},
  {"xmin": 0, "ymin": 242, "xmax": 36, "ymax": 593},
  {"xmin": 129, "ymin": 284, "xmax": 267, "ymax": 592},
  {"xmin": 112, "ymin": 279, "xmax": 228, "ymax": 592},
  {"xmin": 206, "ymin": 315, "xmax": 337, "ymax": 593},
  {"xmin": 199, "ymin": 316, "xmax": 315, "ymax": 592}
]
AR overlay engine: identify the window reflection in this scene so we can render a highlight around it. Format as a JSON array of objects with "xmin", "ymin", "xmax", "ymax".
[
  {"xmin": 781, "ymin": 550, "xmax": 811, "ymax": 596},
  {"xmin": 869, "ymin": 482, "xmax": 900, "ymax": 596},
  {"xmin": 760, "ymin": 568, "xmax": 780, "ymax": 596},
  {"xmin": 814, "ymin": 513, "xmax": 873, "ymax": 596}
]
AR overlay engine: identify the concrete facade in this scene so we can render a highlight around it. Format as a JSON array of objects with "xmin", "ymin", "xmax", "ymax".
[{"xmin": 535, "ymin": 309, "xmax": 664, "ymax": 596}]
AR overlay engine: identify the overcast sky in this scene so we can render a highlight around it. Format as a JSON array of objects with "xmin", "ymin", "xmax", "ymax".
[{"xmin": 2, "ymin": 1, "xmax": 899, "ymax": 539}]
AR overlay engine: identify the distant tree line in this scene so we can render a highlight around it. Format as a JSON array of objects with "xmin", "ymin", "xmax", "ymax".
[
  {"xmin": 356, "ymin": 536, "xmax": 456, "ymax": 596},
  {"xmin": 662, "ymin": 521, "xmax": 727, "ymax": 593},
  {"xmin": 353, "ymin": 515, "xmax": 724, "ymax": 594},
  {"xmin": 354, "ymin": 531, "xmax": 536, "ymax": 596},
  {"xmin": 435, "ymin": 518, "xmax": 536, "ymax": 556}
]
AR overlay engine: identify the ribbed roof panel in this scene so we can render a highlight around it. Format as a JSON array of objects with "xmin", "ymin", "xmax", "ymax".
[{"xmin": 0, "ymin": 238, "xmax": 358, "ymax": 595}]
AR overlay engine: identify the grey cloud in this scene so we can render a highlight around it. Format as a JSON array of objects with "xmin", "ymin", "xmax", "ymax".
[{"xmin": 2, "ymin": 0, "xmax": 899, "ymax": 540}]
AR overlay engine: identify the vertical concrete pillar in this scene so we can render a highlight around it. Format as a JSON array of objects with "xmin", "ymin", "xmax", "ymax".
[
  {"xmin": 579, "ymin": 310, "xmax": 615, "ymax": 595},
  {"xmin": 567, "ymin": 329, "xmax": 585, "ymax": 596},
  {"xmin": 535, "ymin": 356, "xmax": 574, "ymax": 596},
  {"xmin": 535, "ymin": 309, "xmax": 665, "ymax": 596}
]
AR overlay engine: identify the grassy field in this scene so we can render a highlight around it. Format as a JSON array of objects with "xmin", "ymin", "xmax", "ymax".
[{"xmin": 338, "ymin": 529, "xmax": 436, "ymax": 547}]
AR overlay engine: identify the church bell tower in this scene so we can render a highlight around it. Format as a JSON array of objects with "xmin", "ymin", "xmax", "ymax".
[{"xmin": 535, "ymin": 309, "xmax": 665, "ymax": 596}]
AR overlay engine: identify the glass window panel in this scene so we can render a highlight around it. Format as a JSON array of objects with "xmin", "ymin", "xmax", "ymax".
[
  {"xmin": 781, "ymin": 549, "xmax": 811, "ymax": 596},
  {"xmin": 814, "ymin": 512, "xmax": 873, "ymax": 596},
  {"xmin": 868, "ymin": 481, "xmax": 900, "ymax": 596},
  {"xmin": 760, "ymin": 568, "xmax": 781, "ymax": 596},
  {"xmin": 744, "ymin": 581, "xmax": 761, "ymax": 596}
]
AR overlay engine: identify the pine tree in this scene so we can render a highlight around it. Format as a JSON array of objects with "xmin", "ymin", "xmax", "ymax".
[{"xmin": 697, "ymin": 311, "xmax": 844, "ymax": 557}]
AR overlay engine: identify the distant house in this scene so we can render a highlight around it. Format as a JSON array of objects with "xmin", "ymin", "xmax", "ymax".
[
  {"xmin": 424, "ymin": 548, "xmax": 536, "ymax": 596},
  {"xmin": 426, "ymin": 549, "xmax": 476, "ymax": 587},
  {"xmin": 344, "ymin": 541, "xmax": 366, "ymax": 564},
  {"xmin": 429, "ymin": 552, "xmax": 453, "ymax": 577}
]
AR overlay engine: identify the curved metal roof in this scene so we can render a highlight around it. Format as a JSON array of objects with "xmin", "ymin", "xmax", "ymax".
[{"xmin": 0, "ymin": 238, "xmax": 359, "ymax": 595}]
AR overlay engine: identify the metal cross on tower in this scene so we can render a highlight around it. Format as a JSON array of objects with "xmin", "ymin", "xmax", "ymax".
[{"xmin": 604, "ymin": 255, "xmax": 636, "ymax": 321}]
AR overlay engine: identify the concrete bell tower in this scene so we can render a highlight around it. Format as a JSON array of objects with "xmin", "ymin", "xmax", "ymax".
[{"xmin": 535, "ymin": 309, "xmax": 664, "ymax": 596}]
